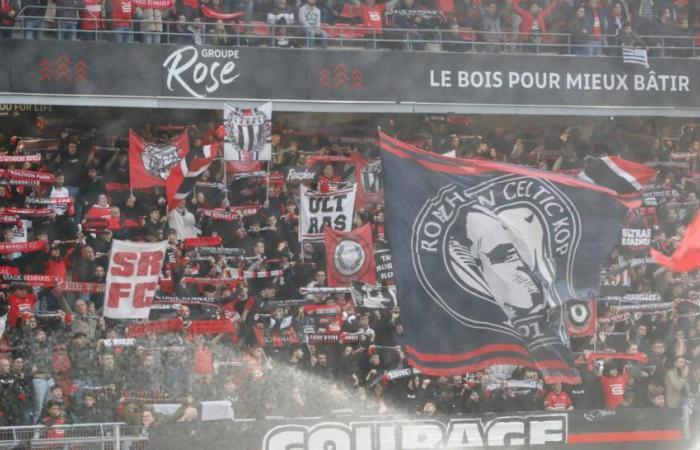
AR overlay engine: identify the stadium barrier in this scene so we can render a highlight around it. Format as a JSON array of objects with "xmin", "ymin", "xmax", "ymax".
[
  {"xmin": 0, "ymin": 408, "xmax": 689, "ymax": 449},
  {"xmin": 0, "ymin": 422, "xmax": 146, "ymax": 449}
]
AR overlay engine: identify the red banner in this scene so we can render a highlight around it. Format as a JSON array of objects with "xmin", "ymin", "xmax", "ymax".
[
  {"xmin": 5, "ymin": 169, "xmax": 56, "ymax": 184},
  {"xmin": 104, "ymin": 239, "xmax": 168, "ymax": 320},
  {"xmin": 129, "ymin": 130, "xmax": 188, "ymax": 189},
  {"xmin": 325, "ymin": 223, "xmax": 377, "ymax": 287},
  {"xmin": 57, "ymin": 281, "xmax": 106, "ymax": 294},
  {"xmin": 126, "ymin": 319, "xmax": 184, "ymax": 337},
  {"xmin": 200, "ymin": 6, "xmax": 245, "ymax": 19},
  {"xmin": 0, "ymin": 240, "xmax": 47, "ymax": 254},
  {"xmin": 225, "ymin": 161, "xmax": 263, "ymax": 173},
  {"xmin": 566, "ymin": 300, "xmax": 596, "ymax": 337},
  {"xmin": 0, "ymin": 266, "xmax": 19, "ymax": 275},
  {"xmin": 131, "ymin": 0, "xmax": 173, "ymax": 9},
  {"xmin": 0, "ymin": 207, "xmax": 54, "ymax": 217},
  {"xmin": 350, "ymin": 153, "xmax": 384, "ymax": 208},
  {"xmin": 187, "ymin": 319, "xmax": 236, "ymax": 337},
  {"xmin": 183, "ymin": 235, "xmax": 223, "ymax": 249}
]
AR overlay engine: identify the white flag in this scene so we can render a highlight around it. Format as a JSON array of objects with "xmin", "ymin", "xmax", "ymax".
[
  {"xmin": 104, "ymin": 240, "xmax": 168, "ymax": 319},
  {"xmin": 223, "ymin": 102, "xmax": 272, "ymax": 161},
  {"xmin": 299, "ymin": 184, "xmax": 357, "ymax": 242},
  {"xmin": 622, "ymin": 47, "xmax": 649, "ymax": 68}
]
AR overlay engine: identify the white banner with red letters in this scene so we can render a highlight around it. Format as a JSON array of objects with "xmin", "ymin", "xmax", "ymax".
[{"xmin": 104, "ymin": 239, "xmax": 168, "ymax": 319}]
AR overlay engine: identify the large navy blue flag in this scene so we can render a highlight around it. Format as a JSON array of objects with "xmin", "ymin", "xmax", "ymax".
[{"xmin": 379, "ymin": 132, "xmax": 636, "ymax": 384}]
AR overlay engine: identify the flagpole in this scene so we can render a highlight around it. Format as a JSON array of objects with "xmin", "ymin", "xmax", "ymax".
[
  {"xmin": 222, "ymin": 157, "xmax": 229, "ymax": 204},
  {"xmin": 265, "ymin": 160, "xmax": 271, "ymax": 206}
]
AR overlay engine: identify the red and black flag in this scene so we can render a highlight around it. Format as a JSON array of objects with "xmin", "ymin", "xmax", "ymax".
[
  {"xmin": 566, "ymin": 300, "xmax": 596, "ymax": 337},
  {"xmin": 325, "ymin": 223, "xmax": 377, "ymax": 287},
  {"xmin": 579, "ymin": 155, "xmax": 656, "ymax": 194},
  {"xmin": 651, "ymin": 211, "xmax": 700, "ymax": 272},
  {"xmin": 166, "ymin": 143, "xmax": 218, "ymax": 208},
  {"xmin": 379, "ymin": 132, "xmax": 636, "ymax": 383},
  {"xmin": 129, "ymin": 130, "xmax": 189, "ymax": 189}
]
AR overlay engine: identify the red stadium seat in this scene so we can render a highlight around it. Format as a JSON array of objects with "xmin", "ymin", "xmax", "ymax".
[{"xmin": 249, "ymin": 21, "xmax": 271, "ymax": 37}]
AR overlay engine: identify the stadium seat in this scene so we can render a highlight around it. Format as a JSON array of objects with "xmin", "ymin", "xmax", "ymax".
[{"xmin": 249, "ymin": 21, "xmax": 271, "ymax": 37}]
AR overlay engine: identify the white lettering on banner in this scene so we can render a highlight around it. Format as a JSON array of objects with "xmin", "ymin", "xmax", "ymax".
[
  {"xmin": 262, "ymin": 416, "xmax": 568, "ymax": 449},
  {"xmin": 621, "ymin": 228, "xmax": 651, "ymax": 246},
  {"xmin": 299, "ymin": 185, "xmax": 357, "ymax": 241},
  {"xmin": 104, "ymin": 240, "xmax": 168, "ymax": 320},
  {"xmin": 429, "ymin": 69, "xmax": 690, "ymax": 93},
  {"xmin": 163, "ymin": 46, "xmax": 241, "ymax": 99}
]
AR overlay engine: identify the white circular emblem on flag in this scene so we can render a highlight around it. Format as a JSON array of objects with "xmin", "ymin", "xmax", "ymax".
[
  {"xmin": 334, "ymin": 239, "xmax": 366, "ymax": 276},
  {"xmin": 568, "ymin": 301, "xmax": 591, "ymax": 327}
]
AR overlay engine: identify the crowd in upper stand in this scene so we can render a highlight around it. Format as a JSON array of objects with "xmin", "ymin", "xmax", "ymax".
[{"xmin": 1, "ymin": 0, "xmax": 699, "ymax": 54}]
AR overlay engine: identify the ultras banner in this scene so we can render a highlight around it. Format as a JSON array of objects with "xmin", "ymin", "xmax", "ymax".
[
  {"xmin": 379, "ymin": 132, "xmax": 634, "ymax": 383},
  {"xmin": 5, "ymin": 40, "xmax": 700, "ymax": 109},
  {"xmin": 104, "ymin": 240, "xmax": 168, "ymax": 319},
  {"xmin": 299, "ymin": 184, "xmax": 356, "ymax": 242}
]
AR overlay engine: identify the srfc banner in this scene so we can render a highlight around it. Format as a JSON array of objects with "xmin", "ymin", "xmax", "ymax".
[
  {"xmin": 104, "ymin": 240, "xmax": 168, "ymax": 319},
  {"xmin": 299, "ymin": 184, "xmax": 356, "ymax": 242},
  {"xmin": 223, "ymin": 102, "xmax": 272, "ymax": 161}
]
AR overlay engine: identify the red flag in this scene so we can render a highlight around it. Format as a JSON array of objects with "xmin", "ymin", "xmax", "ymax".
[
  {"xmin": 651, "ymin": 211, "xmax": 700, "ymax": 272},
  {"xmin": 183, "ymin": 235, "xmax": 222, "ymax": 249},
  {"xmin": 225, "ymin": 161, "xmax": 263, "ymax": 173},
  {"xmin": 166, "ymin": 144, "xmax": 217, "ymax": 208},
  {"xmin": 325, "ymin": 223, "xmax": 377, "ymax": 287},
  {"xmin": 566, "ymin": 300, "xmax": 596, "ymax": 337},
  {"xmin": 129, "ymin": 130, "xmax": 189, "ymax": 189},
  {"xmin": 350, "ymin": 153, "xmax": 384, "ymax": 208}
]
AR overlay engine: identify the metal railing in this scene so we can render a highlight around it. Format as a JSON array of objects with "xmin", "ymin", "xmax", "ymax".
[
  {"xmin": 0, "ymin": 423, "xmax": 146, "ymax": 450},
  {"xmin": 2, "ymin": 7, "xmax": 699, "ymax": 57}
]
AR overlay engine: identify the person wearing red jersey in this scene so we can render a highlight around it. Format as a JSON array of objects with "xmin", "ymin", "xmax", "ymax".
[
  {"xmin": 600, "ymin": 364, "xmax": 630, "ymax": 409},
  {"xmin": 358, "ymin": 0, "xmax": 385, "ymax": 43},
  {"xmin": 0, "ymin": 0, "xmax": 19, "ymax": 39},
  {"xmin": 544, "ymin": 382, "xmax": 573, "ymax": 410},
  {"xmin": 318, "ymin": 164, "xmax": 342, "ymax": 193},
  {"xmin": 6, "ymin": 285, "xmax": 37, "ymax": 328},
  {"xmin": 80, "ymin": 0, "xmax": 104, "ymax": 39},
  {"xmin": 108, "ymin": 0, "xmax": 133, "ymax": 42}
]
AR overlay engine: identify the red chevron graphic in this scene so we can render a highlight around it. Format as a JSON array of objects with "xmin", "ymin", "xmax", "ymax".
[
  {"xmin": 334, "ymin": 64, "xmax": 349, "ymax": 88},
  {"xmin": 351, "ymin": 68, "xmax": 364, "ymax": 89},
  {"xmin": 319, "ymin": 67, "xmax": 331, "ymax": 89},
  {"xmin": 39, "ymin": 60, "xmax": 52, "ymax": 81},
  {"xmin": 75, "ymin": 60, "xmax": 87, "ymax": 81},
  {"xmin": 55, "ymin": 54, "xmax": 73, "ymax": 81}
]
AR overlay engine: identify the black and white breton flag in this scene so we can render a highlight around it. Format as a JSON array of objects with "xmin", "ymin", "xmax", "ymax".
[
  {"xmin": 579, "ymin": 155, "xmax": 656, "ymax": 195},
  {"xmin": 166, "ymin": 143, "xmax": 217, "ymax": 208},
  {"xmin": 622, "ymin": 47, "xmax": 649, "ymax": 68},
  {"xmin": 350, "ymin": 281, "xmax": 397, "ymax": 309},
  {"xmin": 223, "ymin": 102, "xmax": 272, "ymax": 162}
]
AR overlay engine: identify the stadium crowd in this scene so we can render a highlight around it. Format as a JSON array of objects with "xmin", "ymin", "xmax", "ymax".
[
  {"xmin": 0, "ymin": 0, "xmax": 699, "ymax": 54},
  {"xmin": 0, "ymin": 110, "xmax": 698, "ymax": 439}
]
